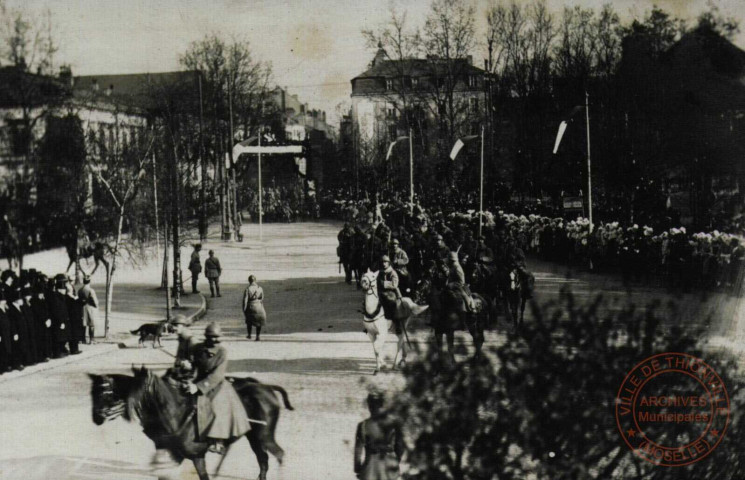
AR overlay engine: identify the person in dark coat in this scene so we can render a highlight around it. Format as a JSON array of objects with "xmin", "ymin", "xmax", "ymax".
[
  {"xmin": 188, "ymin": 244, "xmax": 202, "ymax": 294},
  {"xmin": 338, "ymin": 223, "xmax": 355, "ymax": 284},
  {"xmin": 204, "ymin": 250, "xmax": 222, "ymax": 298},
  {"xmin": 65, "ymin": 278, "xmax": 83, "ymax": 354},
  {"xmin": 21, "ymin": 281, "xmax": 40, "ymax": 363},
  {"xmin": 31, "ymin": 275, "xmax": 52, "ymax": 362},
  {"xmin": 48, "ymin": 275, "xmax": 70, "ymax": 358},
  {"xmin": 78, "ymin": 275, "xmax": 99, "ymax": 344},
  {"xmin": 242, "ymin": 275, "xmax": 266, "ymax": 341},
  {"xmin": 0, "ymin": 285, "xmax": 12, "ymax": 373},
  {"xmin": 8, "ymin": 285, "xmax": 32, "ymax": 368},
  {"xmin": 353, "ymin": 390, "xmax": 404, "ymax": 480}
]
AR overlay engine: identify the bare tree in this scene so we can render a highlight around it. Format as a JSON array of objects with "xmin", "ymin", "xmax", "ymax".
[{"xmin": 88, "ymin": 129, "xmax": 154, "ymax": 337}]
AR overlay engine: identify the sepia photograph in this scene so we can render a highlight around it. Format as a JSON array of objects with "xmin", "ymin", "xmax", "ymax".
[{"xmin": 0, "ymin": 0, "xmax": 743, "ymax": 479}]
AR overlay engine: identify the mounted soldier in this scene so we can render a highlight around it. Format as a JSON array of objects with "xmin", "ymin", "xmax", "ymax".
[
  {"xmin": 446, "ymin": 251, "xmax": 476, "ymax": 313},
  {"xmin": 390, "ymin": 239, "xmax": 410, "ymax": 295},
  {"xmin": 183, "ymin": 322, "xmax": 250, "ymax": 455}
]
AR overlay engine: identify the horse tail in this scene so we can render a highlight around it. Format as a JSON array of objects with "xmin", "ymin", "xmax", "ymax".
[
  {"xmin": 130, "ymin": 327, "xmax": 141, "ymax": 334},
  {"xmin": 264, "ymin": 384, "xmax": 295, "ymax": 411}
]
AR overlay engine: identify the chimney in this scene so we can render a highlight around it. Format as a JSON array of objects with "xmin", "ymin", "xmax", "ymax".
[
  {"xmin": 59, "ymin": 65, "xmax": 73, "ymax": 87},
  {"xmin": 106, "ymin": 84, "xmax": 113, "ymax": 96}
]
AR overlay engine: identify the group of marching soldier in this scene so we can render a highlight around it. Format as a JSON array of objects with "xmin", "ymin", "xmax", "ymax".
[{"xmin": 0, "ymin": 269, "xmax": 98, "ymax": 374}]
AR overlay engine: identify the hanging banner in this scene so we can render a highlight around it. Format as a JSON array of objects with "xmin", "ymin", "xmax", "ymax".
[
  {"xmin": 553, "ymin": 121, "xmax": 568, "ymax": 154},
  {"xmin": 449, "ymin": 139, "xmax": 465, "ymax": 161}
]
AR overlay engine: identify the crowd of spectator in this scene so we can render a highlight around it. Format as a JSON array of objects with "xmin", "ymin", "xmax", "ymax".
[
  {"xmin": 0, "ymin": 269, "xmax": 98, "ymax": 375},
  {"xmin": 245, "ymin": 182, "xmax": 320, "ymax": 223}
]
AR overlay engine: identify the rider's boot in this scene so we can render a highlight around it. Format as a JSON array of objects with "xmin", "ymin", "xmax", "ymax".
[{"xmin": 208, "ymin": 439, "xmax": 226, "ymax": 455}]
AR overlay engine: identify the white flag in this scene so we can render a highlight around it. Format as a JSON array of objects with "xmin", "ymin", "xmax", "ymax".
[
  {"xmin": 552, "ymin": 121, "xmax": 568, "ymax": 154},
  {"xmin": 225, "ymin": 152, "xmax": 231, "ymax": 170},
  {"xmin": 449, "ymin": 139, "xmax": 465, "ymax": 161},
  {"xmin": 386, "ymin": 141, "xmax": 397, "ymax": 161}
]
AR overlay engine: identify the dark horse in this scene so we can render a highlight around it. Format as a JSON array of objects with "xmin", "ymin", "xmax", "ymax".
[
  {"xmin": 90, "ymin": 366, "xmax": 294, "ymax": 480},
  {"xmin": 504, "ymin": 267, "xmax": 534, "ymax": 328},
  {"xmin": 415, "ymin": 268, "xmax": 486, "ymax": 361}
]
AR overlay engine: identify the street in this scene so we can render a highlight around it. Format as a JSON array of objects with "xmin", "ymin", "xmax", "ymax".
[{"xmin": 0, "ymin": 221, "xmax": 741, "ymax": 480}]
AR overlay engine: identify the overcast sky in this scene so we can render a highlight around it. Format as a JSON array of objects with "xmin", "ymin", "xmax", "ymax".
[{"xmin": 8, "ymin": 0, "xmax": 745, "ymax": 125}]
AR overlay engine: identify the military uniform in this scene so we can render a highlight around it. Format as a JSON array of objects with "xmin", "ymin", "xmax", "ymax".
[
  {"xmin": 189, "ymin": 248, "xmax": 202, "ymax": 294},
  {"xmin": 205, "ymin": 254, "xmax": 222, "ymax": 297},
  {"xmin": 192, "ymin": 339, "xmax": 250, "ymax": 441},
  {"xmin": 353, "ymin": 414, "xmax": 403, "ymax": 480}
]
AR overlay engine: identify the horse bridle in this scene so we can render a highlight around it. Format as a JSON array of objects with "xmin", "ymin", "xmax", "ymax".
[
  {"xmin": 361, "ymin": 275, "xmax": 383, "ymax": 321},
  {"xmin": 96, "ymin": 378, "xmax": 127, "ymax": 422}
]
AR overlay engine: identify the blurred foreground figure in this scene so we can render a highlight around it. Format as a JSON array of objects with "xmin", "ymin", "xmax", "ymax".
[{"xmin": 354, "ymin": 390, "xmax": 404, "ymax": 480}]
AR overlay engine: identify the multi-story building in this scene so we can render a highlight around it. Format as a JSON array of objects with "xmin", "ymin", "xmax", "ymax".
[{"xmin": 349, "ymin": 46, "xmax": 487, "ymax": 166}]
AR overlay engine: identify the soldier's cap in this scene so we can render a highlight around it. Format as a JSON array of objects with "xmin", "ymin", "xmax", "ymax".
[
  {"xmin": 209, "ymin": 249, "xmax": 215, "ymax": 255},
  {"xmin": 205, "ymin": 321, "xmax": 222, "ymax": 337},
  {"xmin": 171, "ymin": 314, "xmax": 188, "ymax": 326},
  {"xmin": 392, "ymin": 238, "xmax": 399, "ymax": 245},
  {"xmin": 380, "ymin": 255, "xmax": 391, "ymax": 263}
]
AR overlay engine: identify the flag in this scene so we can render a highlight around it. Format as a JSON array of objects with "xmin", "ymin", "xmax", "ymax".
[
  {"xmin": 552, "ymin": 121, "xmax": 568, "ymax": 154},
  {"xmin": 386, "ymin": 141, "xmax": 397, "ymax": 161},
  {"xmin": 449, "ymin": 139, "xmax": 465, "ymax": 161}
]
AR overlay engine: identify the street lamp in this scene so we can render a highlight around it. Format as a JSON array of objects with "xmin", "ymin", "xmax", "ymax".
[
  {"xmin": 450, "ymin": 125, "xmax": 485, "ymax": 237},
  {"xmin": 386, "ymin": 129, "xmax": 415, "ymax": 213},
  {"xmin": 553, "ymin": 92, "xmax": 593, "ymax": 232}
]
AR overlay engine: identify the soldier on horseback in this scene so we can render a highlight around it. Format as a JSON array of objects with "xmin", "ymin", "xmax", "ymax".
[
  {"xmin": 390, "ymin": 239, "xmax": 410, "ymax": 295},
  {"xmin": 338, "ymin": 223, "xmax": 355, "ymax": 284},
  {"xmin": 183, "ymin": 322, "xmax": 250, "ymax": 455},
  {"xmin": 446, "ymin": 251, "xmax": 477, "ymax": 313}
]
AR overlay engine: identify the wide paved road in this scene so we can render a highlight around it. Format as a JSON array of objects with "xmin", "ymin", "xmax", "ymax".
[{"xmin": 0, "ymin": 221, "xmax": 741, "ymax": 480}]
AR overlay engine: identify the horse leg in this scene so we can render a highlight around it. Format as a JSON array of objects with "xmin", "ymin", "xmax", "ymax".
[
  {"xmin": 367, "ymin": 329, "xmax": 381, "ymax": 374},
  {"xmin": 192, "ymin": 456, "xmax": 210, "ymax": 480},
  {"xmin": 248, "ymin": 432, "xmax": 271, "ymax": 480}
]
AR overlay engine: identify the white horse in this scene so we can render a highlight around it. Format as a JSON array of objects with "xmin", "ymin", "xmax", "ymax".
[{"xmin": 360, "ymin": 269, "xmax": 428, "ymax": 374}]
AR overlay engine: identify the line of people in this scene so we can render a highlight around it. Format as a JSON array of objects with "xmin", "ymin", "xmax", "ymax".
[{"xmin": 0, "ymin": 269, "xmax": 98, "ymax": 375}]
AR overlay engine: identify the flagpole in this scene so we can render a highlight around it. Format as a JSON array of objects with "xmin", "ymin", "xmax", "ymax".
[
  {"xmin": 479, "ymin": 124, "xmax": 485, "ymax": 239},
  {"xmin": 409, "ymin": 128, "xmax": 414, "ymax": 214},
  {"xmin": 258, "ymin": 127, "xmax": 263, "ymax": 241},
  {"xmin": 585, "ymin": 91, "xmax": 592, "ymax": 233}
]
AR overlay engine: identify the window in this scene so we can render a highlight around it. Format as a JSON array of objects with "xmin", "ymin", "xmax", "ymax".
[
  {"xmin": 469, "ymin": 97, "xmax": 479, "ymax": 112},
  {"xmin": 411, "ymin": 77, "xmax": 419, "ymax": 89},
  {"xmin": 388, "ymin": 124, "xmax": 398, "ymax": 139},
  {"xmin": 468, "ymin": 75, "xmax": 478, "ymax": 88},
  {"xmin": 386, "ymin": 78, "xmax": 394, "ymax": 91},
  {"xmin": 7, "ymin": 119, "xmax": 30, "ymax": 156},
  {"xmin": 386, "ymin": 103, "xmax": 397, "ymax": 119}
]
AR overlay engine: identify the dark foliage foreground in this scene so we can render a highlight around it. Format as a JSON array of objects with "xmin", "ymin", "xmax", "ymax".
[{"xmin": 387, "ymin": 289, "xmax": 745, "ymax": 480}]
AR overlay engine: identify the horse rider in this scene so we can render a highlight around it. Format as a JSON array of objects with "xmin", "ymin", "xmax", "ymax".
[
  {"xmin": 338, "ymin": 223, "xmax": 355, "ymax": 284},
  {"xmin": 354, "ymin": 389, "xmax": 404, "ymax": 480},
  {"xmin": 390, "ymin": 239, "xmax": 410, "ymax": 295},
  {"xmin": 446, "ymin": 251, "xmax": 476, "ymax": 312},
  {"xmin": 184, "ymin": 322, "xmax": 250, "ymax": 455},
  {"xmin": 173, "ymin": 314, "xmax": 195, "ymax": 371},
  {"xmin": 377, "ymin": 255, "xmax": 402, "ymax": 324}
]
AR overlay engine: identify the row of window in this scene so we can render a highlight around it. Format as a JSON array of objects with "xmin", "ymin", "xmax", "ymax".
[
  {"xmin": 384, "ymin": 75, "xmax": 480, "ymax": 91},
  {"xmin": 384, "ymin": 97, "xmax": 481, "ymax": 118}
]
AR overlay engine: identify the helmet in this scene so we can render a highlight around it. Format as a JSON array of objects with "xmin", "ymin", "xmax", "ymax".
[
  {"xmin": 380, "ymin": 255, "xmax": 391, "ymax": 263},
  {"xmin": 392, "ymin": 238, "xmax": 400, "ymax": 245},
  {"xmin": 205, "ymin": 322, "xmax": 222, "ymax": 338},
  {"xmin": 172, "ymin": 314, "xmax": 188, "ymax": 326}
]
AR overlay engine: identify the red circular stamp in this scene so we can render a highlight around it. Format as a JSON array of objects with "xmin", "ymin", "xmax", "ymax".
[{"xmin": 615, "ymin": 352, "xmax": 730, "ymax": 467}]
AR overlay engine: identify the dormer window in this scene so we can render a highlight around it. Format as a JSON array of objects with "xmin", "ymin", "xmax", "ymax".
[{"xmin": 468, "ymin": 75, "xmax": 478, "ymax": 88}]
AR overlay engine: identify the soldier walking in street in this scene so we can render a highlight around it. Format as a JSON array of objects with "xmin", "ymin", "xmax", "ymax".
[
  {"xmin": 205, "ymin": 250, "xmax": 222, "ymax": 298},
  {"xmin": 188, "ymin": 244, "xmax": 202, "ymax": 294},
  {"xmin": 242, "ymin": 275, "xmax": 266, "ymax": 341}
]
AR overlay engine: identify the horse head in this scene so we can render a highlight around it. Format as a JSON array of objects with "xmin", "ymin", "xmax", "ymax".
[
  {"xmin": 360, "ymin": 269, "xmax": 379, "ymax": 294},
  {"xmin": 89, "ymin": 373, "xmax": 132, "ymax": 425}
]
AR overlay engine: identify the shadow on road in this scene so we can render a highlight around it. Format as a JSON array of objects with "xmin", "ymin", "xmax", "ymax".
[{"xmin": 228, "ymin": 356, "xmax": 376, "ymax": 376}]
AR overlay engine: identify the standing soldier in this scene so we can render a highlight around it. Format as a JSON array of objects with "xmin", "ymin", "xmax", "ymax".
[
  {"xmin": 49, "ymin": 274, "xmax": 70, "ymax": 358},
  {"xmin": 204, "ymin": 250, "xmax": 222, "ymax": 298},
  {"xmin": 0, "ymin": 285, "xmax": 11, "ymax": 373},
  {"xmin": 78, "ymin": 275, "xmax": 99, "ymax": 344},
  {"xmin": 242, "ymin": 275, "xmax": 266, "ymax": 341},
  {"xmin": 338, "ymin": 223, "xmax": 355, "ymax": 284},
  {"xmin": 188, "ymin": 244, "xmax": 202, "ymax": 294}
]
